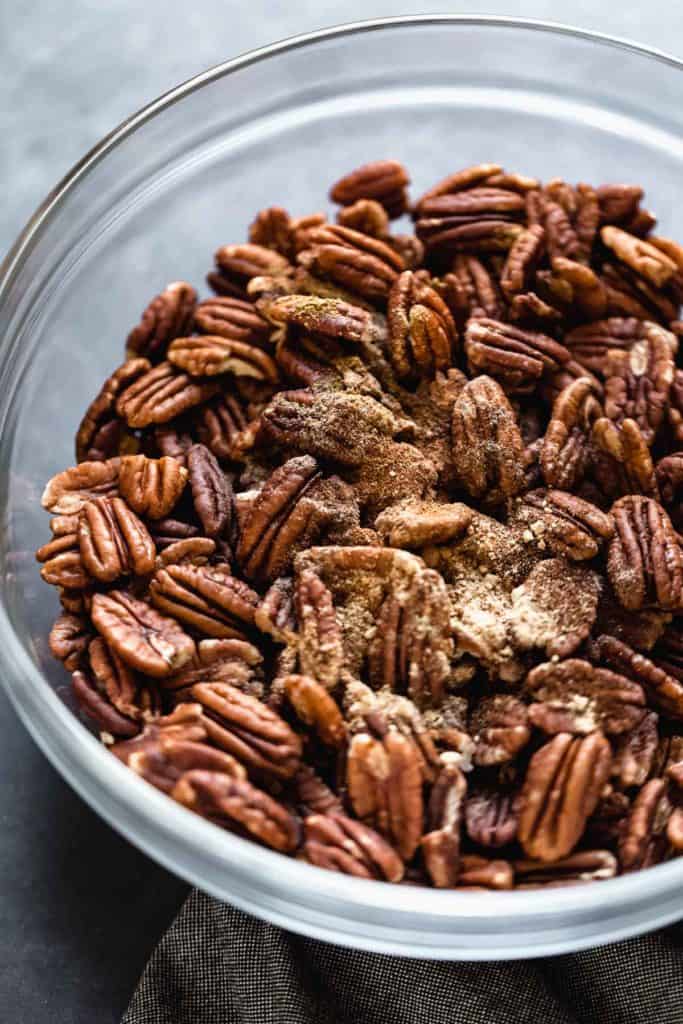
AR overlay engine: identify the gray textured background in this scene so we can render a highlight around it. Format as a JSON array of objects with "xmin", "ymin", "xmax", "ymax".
[{"xmin": 2, "ymin": 2, "xmax": 683, "ymax": 1021}]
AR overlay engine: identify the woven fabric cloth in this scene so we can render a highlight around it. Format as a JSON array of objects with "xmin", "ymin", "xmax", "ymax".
[{"xmin": 122, "ymin": 890, "xmax": 683, "ymax": 1024}]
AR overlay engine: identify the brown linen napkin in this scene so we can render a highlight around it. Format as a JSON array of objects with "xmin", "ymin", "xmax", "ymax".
[{"xmin": 122, "ymin": 889, "xmax": 683, "ymax": 1024}]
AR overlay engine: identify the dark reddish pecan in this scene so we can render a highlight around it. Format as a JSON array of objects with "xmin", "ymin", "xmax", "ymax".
[
  {"xmin": 194, "ymin": 295, "xmax": 270, "ymax": 347},
  {"xmin": 111, "ymin": 703, "xmax": 207, "ymax": 759},
  {"xmin": 248, "ymin": 206, "xmax": 294, "ymax": 258},
  {"xmin": 48, "ymin": 612, "xmax": 92, "ymax": 671},
  {"xmin": 254, "ymin": 577, "xmax": 297, "ymax": 644},
  {"xmin": 294, "ymin": 765, "xmax": 343, "ymax": 816},
  {"xmin": 601, "ymin": 226, "xmax": 677, "ymax": 288},
  {"xmin": 375, "ymin": 498, "xmax": 473, "ymax": 549},
  {"xmin": 116, "ymin": 362, "xmax": 220, "ymax": 429},
  {"xmin": 148, "ymin": 517, "xmax": 200, "ymax": 550},
  {"xmin": 76, "ymin": 359, "xmax": 149, "ymax": 462},
  {"xmin": 347, "ymin": 730, "xmax": 423, "ymax": 861},
  {"xmin": 186, "ymin": 444, "xmax": 232, "ymax": 540},
  {"xmin": 126, "ymin": 737, "xmax": 245, "ymax": 794},
  {"xmin": 160, "ymin": 638, "xmax": 263, "ymax": 698},
  {"xmin": 329, "ymin": 160, "xmax": 410, "ymax": 217},
  {"xmin": 457, "ymin": 855, "xmax": 514, "ymax": 890},
  {"xmin": 465, "ymin": 788, "xmax": 518, "ymax": 848},
  {"xmin": 592, "ymin": 417, "xmax": 659, "ymax": 499},
  {"xmin": 167, "ymin": 335, "xmax": 279, "ymax": 381},
  {"xmin": 264, "ymin": 293, "xmax": 385, "ymax": 345},
  {"xmin": 421, "ymin": 763, "xmax": 467, "ymax": 888},
  {"xmin": 413, "ymin": 163, "xmax": 502, "ymax": 210},
  {"xmin": 149, "ymin": 563, "xmax": 258, "ymax": 640},
  {"xmin": 153, "ymin": 424, "xmax": 193, "ymax": 466},
  {"xmin": 514, "ymin": 850, "xmax": 617, "ymax": 888},
  {"xmin": 618, "ymin": 777, "xmax": 672, "ymax": 871},
  {"xmin": 91, "ymin": 590, "xmax": 195, "ymax": 677},
  {"xmin": 118, "ymin": 454, "xmax": 187, "ymax": 519},
  {"xmin": 451, "ymin": 375, "xmax": 525, "ymax": 502},
  {"xmin": 387, "ymin": 270, "xmax": 457, "ymax": 380},
  {"xmin": 72, "ymin": 634, "xmax": 160, "ymax": 738},
  {"xmin": 518, "ymin": 732, "xmax": 611, "ymax": 861},
  {"xmin": 336, "ymin": 199, "xmax": 390, "ymax": 238},
  {"xmin": 500, "ymin": 224, "xmax": 545, "ymax": 297},
  {"xmin": 470, "ymin": 695, "xmax": 530, "ymax": 767},
  {"xmin": 211, "ymin": 243, "xmax": 292, "ymax": 297},
  {"xmin": 42, "ymin": 458, "xmax": 119, "ymax": 515},
  {"xmin": 192, "ymin": 394, "xmax": 250, "ymax": 464},
  {"xmin": 172, "ymin": 771, "xmax": 301, "ymax": 852},
  {"xmin": 607, "ymin": 496, "xmax": 683, "ymax": 611},
  {"xmin": 77, "ymin": 496, "xmax": 156, "ymax": 583},
  {"xmin": 297, "ymin": 224, "xmax": 404, "ymax": 304},
  {"xmin": 126, "ymin": 282, "xmax": 196, "ymax": 362},
  {"xmin": 282, "ymin": 675, "xmax": 346, "ymax": 747},
  {"xmin": 525, "ymin": 658, "xmax": 646, "ymax": 736},
  {"xmin": 656, "ymin": 453, "xmax": 683, "ymax": 528},
  {"xmin": 652, "ymin": 622, "xmax": 683, "ymax": 682},
  {"xmin": 441, "ymin": 256, "xmax": 505, "ymax": 325},
  {"xmin": 595, "ymin": 591, "xmax": 671, "ymax": 652},
  {"xmin": 415, "ymin": 197, "xmax": 524, "ymax": 254},
  {"xmin": 540, "ymin": 377, "xmax": 602, "ymax": 489},
  {"xmin": 190, "ymin": 682, "xmax": 302, "ymax": 779},
  {"xmin": 367, "ymin": 568, "xmax": 453, "ymax": 708},
  {"xmin": 303, "ymin": 813, "xmax": 404, "ymax": 881},
  {"xmin": 464, "ymin": 318, "xmax": 569, "ymax": 395},
  {"xmin": 295, "ymin": 568, "xmax": 343, "ymax": 689},
  {"xmin": 508, "ymin": 488, "xmax": 614, "ymax": 560},
  {"xmin": 591, "ymin": 634, "xmax": 683, "ymax": 721},
  {"xmin": 71, "ymin": 669, "xmax": 140, "ymax": 738},
  {"xmin": 611, "ymin": 711, "xmax": 660, "ymax": 788}
]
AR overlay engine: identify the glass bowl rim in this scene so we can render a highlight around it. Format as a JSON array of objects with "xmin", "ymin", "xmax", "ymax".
[{"xmin": 2, "ymin": 12, "xmax": 683, "ymax": 924}]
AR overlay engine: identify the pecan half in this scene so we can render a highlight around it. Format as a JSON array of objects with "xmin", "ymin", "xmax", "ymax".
[
  {"xmin": 160, "ymin": 638, "xmax": 263, "ymax": 697},
  {"xmin": 211, "ymin": 243, "xmax": 292, "ymax": 297},
  {"xmin": 540, "ymin": 377, "xmax": 602, "ymax": 489},
  {"xmin": 375, "ymin": 498, "xmax": 473, "ymax": 549},
  {"xmin": 75, "ymin": 359, "xmax": 149, "ymax": 462},
  {"xmin": 172, "ymin": 771, "xmax": 301, "ymax": 852},
  {"xmin": 283, "ymin": 675, "xmax": 346, "ymax": 747},
  {"xmin": 500, "ymin": 224, "xmax": 545, "ymax": 297},
  {"xmin": 601, "ymin": 226, "xmax": 677, "ymax": 288},
  {"xmin": 248, "ymin": 206, "xmax": 295, "ymax": 257},
  {"xmin": 118, "ymin": 454, "xmax": 188, "ymax": 519},
  {"xmin": 591, "ymin": 634, "xmax": 683, "ymax": 720},
  {"xmin": 42, "ymin": 458, "xmax": 119, "ymax": 515},
  {"xmin": 48, "ymin": 612, "xmax": 92, "ymax": 671},
  {"xmin": 618, "ymin": 777, "xmax": 672, "ymax": 871},
  {"xmin": 36, "ymin": 530, "xmax": 91, "ymax": 589},
  {"xmin": 414, "ymin": 163, "xmax": 503, "ymax": 210},
  {"xmin": 195, "ymin": 295, "xmax": 271, "ymax": 344},
  {"xmin": 127, "ymin": 737, "xmax": 246, "ymax": 794},
  {"xmin": 464, "ymin": 318, "xmax": 569, "ymax": 395},
  {"xmin": 517, "ymin": 732, "xmax": 611, "ymax": 861},
  {"xmin": 656, "ymin": 453, "xmax": 683, "ymax": 529},
  {"xmin": 592, "ymin": 417, "xmax": 659, "ymax": 499},
  {"xmin": 303, "ymin": 813, "xmax": 404, "ymax": 881},
  {"xmin": 465, "ymin": 788, "xmax": 518, "ymax": 848},
  {"xmin": 514, "ymin": 850, "xmax": 617, "ymax": 888},
  {"xmin": 596, "ymin": 324, "xmax": 675, "ymax": 446},
  {"xmin": 607, "ymin": 496, "xmax": 683, "ymax": 611},
  {"xmin": 451, "ymin": 375, "xmax": 525, "ymax": 502},
  {"xmin": 508, "ymin": 488, "xmax": 614, "ymax": 561},
  {"xmin": 168, "ymin": 334, "xmax": 278, "ymax": 381},
  {"xmin": 336, "ymin": 199, "xmax": 390, "ymax": 238},
  {"xmin": 387, "ymin": 270, "xmax": 457, "ymax": 380},
  {"xmin": 421, "ymin": 763, "xmax": 467, "ymax": 888},
  {"xmin": 190, "ymin": 682, "xmax": 302, "ymax": 779},
  {"xmin": 347, "ymin": 730, "xmax": 423, "ymax": 861},
  {"xmin": 297, "ymin": 224, "xmax": 404, "ymax": 304},
  {"xmin": 329, "ymin": 160, "xmax": 410, "ymax": 217},
  {"xmin": 295, "ymin": 568, "xmax": 344, "ymax": 689},
  {"xmin": 525, "ymin": 658, "xmax": 646, "ymax": 735},
  {"xmin": 470, "ymin": 695, "xmax": 531, "ymax": 766},
  {"xmin": 457, "ymin": 855, "xmax": 514, "ymax": 890},
  {"xmin": 149, "ymin": 563, "xmax": 258, "ymax": 640},
  {"xmin": 116, "ymin": 361, "xmax": 220, "ymax": 428},
  {"xmin": 564, "ymin": 317, "xmax": 657, "ymax": 377},
  {"xmin": 264, "ymin": 293, "xmax": 385, "ymax": 345},
  {"xmin": 186, "ymin": 444, "xmax": 232, "ymax": 540},
  {"xmin": 611, "ymin": 711, "xmax": 660, "ymax": 788},
  {"xmin": 126, "ymin": 282, "xmax": 197, "ymax": 361},
  {"xmin": 77, "ymin": 495, "xmax": 155, "ymax": 583},
  {"xmin": 91, "ymin": 590, "xmax": 195, "ymax": 677}
]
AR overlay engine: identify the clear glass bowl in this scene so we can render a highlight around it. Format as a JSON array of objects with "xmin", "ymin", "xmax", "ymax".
[{"xmin": 2, "ymin": 15, "xmax": 683, "ymax": 959}]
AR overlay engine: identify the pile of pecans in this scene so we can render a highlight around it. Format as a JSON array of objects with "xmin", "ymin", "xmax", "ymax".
[{"xmin": 38, "ymin": 160, "xmax": 683, "ymax": 889}]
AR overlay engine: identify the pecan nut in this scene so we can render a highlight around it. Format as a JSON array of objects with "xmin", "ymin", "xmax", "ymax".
[
  {"xmin": 91, "ymin": 590, "xmax": 195, "ymax": 677},
  {"xmin": 282, "ymin": 675, "xmax": 346, "ymax": 747},
  {"xmin": 75, "ymin": 359, "xmax": 149, "ymax": 462},
  {"xmin": 118, "ymin": 454, "xmax": 187, "ymax": 520},
  {"xmin": 48, "ymin": 612, "xmax": 92, "ymax": 671},
  {"xmin": 303, "ymin": 813, "xmax": 404, "ymax": 881},
  {"xmin": 525, "ymin": 658, "xmax": 646, "ymax": 735},
  {"xmin": 601, "ymin": 226, "xmax": 677, "ymax": 288},
  {"xmin": 540, "ymin": 377, "xmax": 602, "ymax": 489},
  {"xmin": 451, "ymin": 375, "xmax": 526, "ymax": 502},
  {"xmin": 500, "ymin": 224, "xmax": 545, "ymax": 297},
  {"xmin": 42, "ymin": 458, "xmax": 120, "ymax": 515},
  {"xmin": 194, "ymin": 295, "xmax": 270, "ymax": 344},
  {"xmin": 167, "ymin": 335, "xmax": 279, "ymax": 380},
  {"xmin": 470, "ymin": 695, "xmax": 531, "ymax": 766},
  {"xmin": 149, "ymin": 563, "xmax": 258, "ymax": 640},
  {"xmin": 77, "ymin": 496, "xmax": 156, "ymax": 582},
  {"xmin": 126, "ymin": 282, "xmax": 197, "ymax": 362},
  {"xmin": 294, "ymin": 568, "xmax": 344, "ymax": 689},
  {"xmin": 508, "ymin": 488, "xmax": 614, "ymax": 561},
  {"xmin": 116, "ymin": 361, "xmax": 220, "ymax": 428},
  {"xmin": 329, "ymin": 160, "xmax": 410, "ymax": 217},
  {"xmin": 591, "ymin": 634, "xmax": 683, "ymax": 720},
  {"xmin": 186, "ymin": 444, "xmax": 232, "ymax": 539},
  {"xmin": 465, "ymin": 788, "xmax": 518, "ymax": 848},
  {"xmin": 421, "ymin": 763, "xmax": 467, "ymax": 888},
  {"xmin": 607, "ymin": 496, "xmax": 683, "ymax": 611},
  {"xmin": 192, "ymin": 395, "xmax": 250, "ymax": 463},
  {"xmin": 618, "ymin": 777, "xmax": 672, "ymax": 871},
  {"xmin": 387, "ymin": 270, "xmax": 457, "ymax": 380},
  {"xmin": 514, "ymin": 850, "xmax": 617, "ymax": 887},
  {"xmin": 464, "ymin": 318, "xmax": 569, "ymax": 396},
  {"xmin": 297, "ymin": 224, "xmax": 404, "ymax": 303}
]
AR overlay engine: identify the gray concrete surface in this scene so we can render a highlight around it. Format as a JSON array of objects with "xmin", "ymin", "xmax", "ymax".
[{"xmin": 2, "ymin": 2, "xmax": 683, "ymax": 1021}]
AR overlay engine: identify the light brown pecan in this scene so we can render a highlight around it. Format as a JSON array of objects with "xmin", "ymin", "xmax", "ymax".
[
  {"xmin": 264, "ymin": 293, "xmax": 386, "ymax": 345},
  {"xmin": 194, "ymin": 295, "xmax": 271, "ymax": 347},
  {"xmin": 36, "ymin": 527, "xmax": 91, "ymax": 590},
  {"xmin": 149, "ymin": 563, "xmax": 258, "ymax": 640},
  {"xmin": 470, "ymin": 695, "xmax": 531, "ymax": 767},
  {"xmin": 607, "ymin": 496, "xmax": 683, "ymax": 611},
  {"xmin": 336, "ymin": 199, "xmax": 390, "ymax": 238},
  {"xmin": 465, "ymin": 787, "xmax": 518, "ymax": 848},
  {"xmin": 508, "ymin": 488, "xmax": 614, "ymax": 560},
  {"xmin": 190, "ymin": 682, "xmax": 302, "ymax": 779},
  {"xmin": 186, "ymin": 444, "xmax": 232, "ymax": 540},
  {"xmin": 329, "ymin": 160, "xmax": 410, "ymax": 217},
  {"xmin": 48, "ymin": 612, "xmax": 92, "ymax": 671},
  {"xmin": 451, "ymin": 375, "xmax": 525, "ymax": 502},
  {"xmin": 387, "ymin": 270, "xmax": 457, "ymax": 380},
  {"xmin": 303, "ymin": 813, "xmax": 404, "ymax": 881},
  {"xmin": 618, "ymin": 777, "xmax": 672, "ymax": 871},
  {"xmin": 297, "ymin": 224, "xmax": 404, "ymax": 303},
  {"xmin": 248, "ymin": 206, "xmax": 295, "ymax": 257},
  {"xmin": 525, "ymin": 658, "xmax": 646, "ymax": 736},
  {"xmin": 282, "ymin": 675, "xmax": 346, "ymax": 747},
  {"xmin": 514, "ymin": 850, "xmax": 617, "ymax": 888},
  {"xmin": 541, "ymin": 377, "xmax": 602, "ymax": 489},
  {"xmin": 75, "ymin": 359, "xmax": 149, "ymax": 462},
  {"xmin": 125, "ymin": 281, "xmax": 197, "ymax": 362},
  {"xmin": 77, "ymin": 496, "xmax": 155, "ymax": 583},
  {"xmin": 295, "ymin": 568, "xmax": 344, "ymax": 689},
  {"xmin": 172, "ymin": 771, "xmax": 301, "ymax": 852},
  {"xmin": 457, "ymin": 855, "xmax": 514, "ymax": 890},
  {"xmin": 116, "ymin": 361, "xmax": 220, "ymax": 429},
  {"xmin": 464, "ymin": 317, "xmax": 569, "ymax": 395},
  {"xmin": 591, "ymin": 634, "xmax": 683, "ymax": 720},
  {"xmin": 421, "ymin": 763, "xmax": 467, "ymax": 888},
  {"xmin": 518, "ymin": 732, "xmax": 611, "ymax": 861},
  {"xmin": 550, "ymin": 258, "xmax": 608, "ymax": 318},
  {"xmin": 509, "ymin": 290, "xmax": 562, "ymax": 330},
  {"xmin": 510, "ymin": 558, "xmax": 602, "ymax": 660},
  {"xmin": 347, "ymin": 730, "xmax": 423, "ymax": 861},
  {"xmin": 597, "ymin": 184, "xmax": 644, "ymax": 225},
  {"xmin": 601, "ymin": 226, "xmax": 677, "ymax": 287},
  {"xmin": 500, "ymin": 224, "xmax": 545, "ymax": 297},
  {"xmin": 611, "ymin": 711, "xmax": 660, "ymax": 788},
  {"xmin": 42, "ymin": 458, "xmax": 120, "ymax": 515},
  {"xmin": 375, "ymin": 498, "xmax": 473, "ymax": 549},
  {"xmin": 118, "ymin": 454, "xmax": 187, "ymax": 520},
  {"xmin": 441, "ymin": 256, "xmax": 505, "ymax": 325},
  {"xmin": 91, "ymin": 590, "xmax": 195, "ymax": 677},
  {"xmin": 592, "ymin": 417, "xmax": 659, "ymax": 499}
]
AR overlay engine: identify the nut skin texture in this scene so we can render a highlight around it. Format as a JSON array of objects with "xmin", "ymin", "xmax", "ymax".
[
  {"xmin": 126, "ymin": 282, "xmax": 197, "ymax": 362},
  {"xmin": 167, "ymin": 335, "xmax": 279, "ymax": 381},
  {"xmin": 303, "ymin": 813, "xmax": 404, "ymax": 881},
  {"xmin": 42, "ymin": 459, "xmax": 120, "ymax": 516},
  {"xmin": 591, "ymin": 634, "xmax": 683, "ymax": 721},
  {"xmin": 194, "ymin": 295, "xmax": 270, "ymax": 343},
  {"xmin": 329, "ymin": 160, "xmax": 410, "ymax": 218},
  {"xmin": 295, "ymin": 568, "xmax": 344, "ymax": 690},
  {"xmin": 518, "ymin": 732, "xmax": 612, "ymax": 861},
  {"xmin": 464, "ymin": 317, "xmax": 569, "ymax": 396},
  {"xmin": 118, "ymin": 455, "xmax": 188, "ymax": 519},
  {"xmin": 607, "ymin": 496, "xmax": 683, "ymax": 612},
  {"xmin": 76, "ymin": 359, "xmax": 150, "ymax": 462},
  {"xmin": 91, "ymin": 590, "xmax": 195, "ymax": 678},
  {"xmin": 508, "ymin": 489, "xmax": 614, "ymax": 561},
  {"xmin": 77, "ymin": 496, "xmax": 156, "ymax": 583},
  {"xmin": 149, "ymin": 563, "xmax": 258, "ymax": 640},
  {"xmin": 116, "ymin": 362, "xmax": 221, "ymax": 429},
  {"xmin": 296, "ymin": 224, "xmax": 404, "ymax": 304},
  {"xmin": 387, "ymin": 270, "xmax": 458, "ymax": 381},
  {"xmin": 525, "ymin": 658, "xmax": 646, "ymax": 736},
  {"xmin": 541, "ymin": 377, "xmax": 602, "ymax": 490},
  {"xmin": 470, "ymin": 695, "xmax": 531, "ymax": 767},
  {"xmin": 282, "ymin": 674, "xmax": 346, "ymax": 748},
  {"xmin": 49, "ymin": 612, "xmax": 92, "ymax": 671},
  {"xmin": 618, "ymin": 777, "xmax": 672, "ymax": 871},
  {"xmin": 452, "ymin": 375, "xmax": 526, "ymax": 503},
  {"xmin": 421, "ymin": 763, "xmax": 467, "ymax": 887},
  {"xmin": 187, "ymin": 444, "xmax": 233, "ymax": 540}
]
